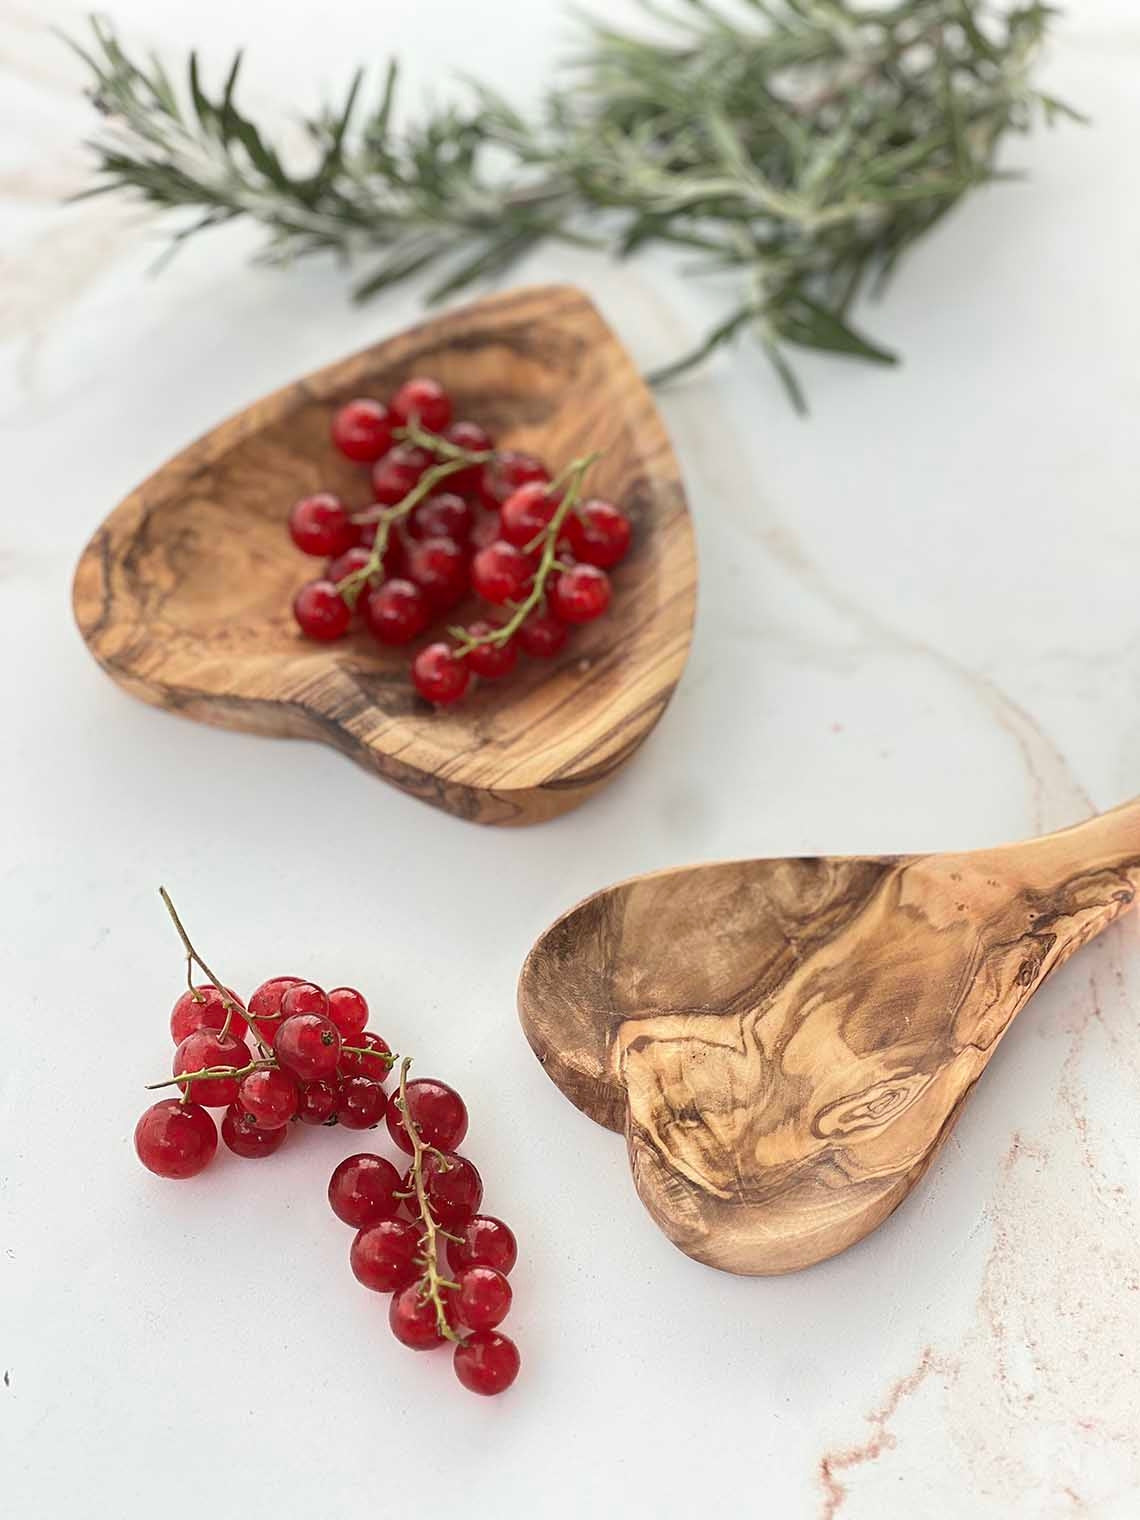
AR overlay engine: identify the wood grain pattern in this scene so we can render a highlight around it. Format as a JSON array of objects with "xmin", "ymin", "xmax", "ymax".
[
  {"xmin": 518, "ymin": 803, "xmax": 1140, "ymax": 1273},
  {"xmin": 72, "ymin": 285, "xmax": 696, "ymax": 825}
]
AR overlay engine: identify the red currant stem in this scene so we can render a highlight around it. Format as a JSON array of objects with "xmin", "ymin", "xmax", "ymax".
[
  {"xmin": 157, "ymin": 887, "xmax": 269, "ymax": 1055},
  {"xmin": 396, "ymin": 1056, "xmax": 463, "ymax": 1344},
  {"xmin": 396, "ymin": 419, "xmax": 494, "ymax": 466},
  {"xmin": 340, "ymin": 1045, "xmax": 399, "ymax": 1067},
  {"xmin": 450, "ymin": 451, "xmax": 602, "ymax": 657},
  {"xmin": 337, "ymin": 454, "xmax": 478, "ymax": 604},
  {"xmin": 147, "ymin": 1058, "xmax": 271, "ymax": 1092}
]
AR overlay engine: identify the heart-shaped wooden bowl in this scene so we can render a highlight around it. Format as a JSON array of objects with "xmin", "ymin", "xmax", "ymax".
[
  {"xmin": 72, "ymin": 285, "xmax": 696, "ymax": 825},
  {"xmin": 518, "ymin": 803, "xmax": 1140, "ymax": 1273}
]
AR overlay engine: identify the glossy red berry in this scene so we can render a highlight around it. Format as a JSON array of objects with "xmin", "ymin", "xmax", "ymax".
[
  {"xmin": 463, "ymin": 622, "xmax": 518, "ymax": 680},
  {"xmin": 452, "ymin": 1266, "xmax": 512, "ymax": 1331},
  {"xmin": 331, "ymin": 398, "xmax": 393, "ymax": 463},
  {"xmin": 411, "ymin": 643, "xmax": 471, "ymax": 706},
  {"xmin": 453, "ymin": 1330, "xmax": 520, "ymax": 1396},
  {"xmin": 221, "ymin": 1104, "xmax": 289, "ymax": 1158},
  {"xmin": 289, "ymin": 493, "xmax": 355, "ymax": 558},
  {"xmin": 274, "ymin": 1013, "xmax": 342, "ymax": 1082},
  {"xmin": 325, "ymin": 545, "xmax": 374, "ymax": 591},
  {"xmin": 135, "ymin": 1100, "xmax": 217, "ymax": 1179},
  {"xmin": 280, "ymin": 982, "xmax": 329, "ymax": 1019},
  {"xmin": 364, "ymin": 579, "xmax": 431, "ymax": 646},
  {"xmin": 329, "ymin": 1153, "xmax": 403, "ymax": 1228},
  {"xmin": 402, "ymin": 1152, "xmax": 483, "ymax": 1230},
  {"xmin": 443, "ymin": 420, "xmax": 494, "ymax": 495},
  {"xmin": 387, "ymin": 1078, "xmax": 469, "ymax": 1154},
  {"xmin": 500, "ymin": 482, "xmax": 559, "ymax": 547},
  {"xmin": 447, "ymin": 1216, "xmax": 518, "ymax": 1276},
  {"xmin": 371, "ymin": 445, "xmax": 431, "ymax": 506},
  {"xmin": 407, "ymin": 492, "xmax": 473, "ymax": 543},
  {"xmin": 236, "ymin": 1067, "xmax": 298, "ymax": 1130},
  {"xmin": 480, "ymin": 451, "xmax": 548, "ymax": 506},
  {"xmin": 296, "ymin": 1080, "xmax": 340, "ymax": 1125},
  {"xmin": 339, "ymin": 1031, "xmax": 392, "ymax": 1081},
  {"xmin": 337, "ymin": 1076, "xmax": 388, "ymax": 1130},
  {"xmin": 293, "ymin": 579, "xmax": 351, "ymax": 641},
  {"xmin": 406, "ymin": 535, "xmax": 468, "ymax": 610},
  {"xmin": 326, "ymin": 987, "xmax": 369, "ymax": 1042},
  {"xmin": 169, "ymin": 985, "xmax": 242, "ymax": 1045},
  {"xmin": 391, "ymin": 376, "xmax": 452, "ymax": 433},
  {"xmin": 566, "ymin": 498, "xmax": 632, "ymax": 569},
  {"xmin": 350, "ymin": 1218, "xmax": 420, "ymax": 1292},
  {"xmin": 389, "ymin": 1285, "xmax": 446, "ymax": 1350},
  {"xmin": 549, "ymin": 563, "xmax": 612, "ymax": 624},
  {"xmin": 172, "ymin": 1030, "xmax": 249, "ymax": 1108},
  {"xmin": 518, "ymin": 609, "xmax": 570, "ymax": 658},
  {"xmin": 470, "ymin": 540, "xmax": 534, "ymax": 604},
  {"xmin": 247, "ymin": 975, "xmax": 304, "ymax": 1045}
]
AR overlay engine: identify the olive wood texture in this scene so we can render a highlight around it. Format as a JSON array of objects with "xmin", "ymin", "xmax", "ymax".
[
  {"xmin": 72, "ymin": 285, "xmax": 695, "ymax": 825},
  {"xmin": 518, "ymin": 803, "xmax": 1140, "ymax": 1273}
]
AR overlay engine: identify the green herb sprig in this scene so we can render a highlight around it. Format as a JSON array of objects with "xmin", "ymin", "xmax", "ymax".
[{"xmin": 68, "ymin": 2, "xmax": 1077, "ymax": 408}]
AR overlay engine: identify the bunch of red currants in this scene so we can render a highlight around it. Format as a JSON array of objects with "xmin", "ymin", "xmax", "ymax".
[
  {"xmin": 133, "ymin": 893, "xmax": 520, "ymax": 1396},
  {"xmin": 289, "ymin": 375, "xmax": 633, "ymax": 705}
]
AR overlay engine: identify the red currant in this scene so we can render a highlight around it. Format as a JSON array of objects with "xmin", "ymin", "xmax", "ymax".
[
  {"xmin": 325, "ymin": 545, "xmax": 374, "ymax": 591},
  {"xmin": 549, "ymin": 563, "xmax": 611, "ymax": 624},
  {"xmin": 275, "ymin": 1013, "xmax": 341, "ymax": 1082},
  {"xmin": 329, "ymin": 1153, "xmax": 403, "ymax": 1228},
  {"xmin": 407, "ymin": 493, "xmax": 473, "ymax": 543},
  {"xmin": 452, "ymin": 1266, "xmax": 512, "ymax": 1331},
  {"xmin": 169, "ymin": 985, "xmax": 241, "ymax": 1045},
  {"xmin": 280, "ymin": 982, "xmax": 329, "ymax": 1019},
  {"xmin": 236, "ymin": 1067, "xmax": 298, "ymax": 1129},
  {"xmin": 135, "ymin": 1099, "xmax": 217, "ymax": 1179},
  {"xmin": 391, "ymin": 377, "xmax": 452, "ymax": 433},
  {"xmin": 350, "ymin": 1218, "xmax": 420, "ymax": 1292},
  {"xmin": 387, "ymin": 1078, "xmax": 468, "ymax": 1154},
  {"xmin": 326, "ymin": 987, "xmax": 369, "ymax": 1042},
  {"xmin": 480, "ymin": 451, "xmax": 548, "ymax": 506},
  {"xmin": 518, "ymin": 609, "xmax": 570, "ymax": 658},
  {"xmin": 339, "ymin": 1032, "xmax": 392, "ymax": 1081},
  {"xmin": 172, "ymin": 1029, "xmax": 249, "ymax": 1108},
  {"xmin": 331, "ymin": 398, "xmax": 393, "ymax": 463},
  {"xmin": 371, "ymin": 445, "xmax": 431, "ymax": 506},
  {"xmin": 364, "ymin": 579, "xmax": 430, "ymax": 646},
  {"xmin": 500, "ymin": 482, "xmax": 559, "ymax": 547},
  {"xmin": 337, "ymin": 1076, "xmax": 388, "ymax": 1130},
  {"xmin": 471, "ymin": 540, "xmax": 534, "ymax": 604},
  {"xmin": 470, "ymin": 508, "xmax": 503, "ymax": 551},
  {"xmin": 447, "ymin": 1216, "xmax": 518, "ymax": 1276},
  {"xmin": 443, "ymin": 421, "xmax": 494, "ymax": 495},
  {"xmin": 411, "ymin": 643, "xmax": 471, "ymax": 706},
  {"xmin": 221, "ymin": 1104, "xmax": 289, "ymax": 1158},
  {"xmin": 453, "ymin": 1330, "xmax": 520, "ymax": 1396},
  {"xmin": 406, "ymin": 536, "xmax": 468, "ymax": 610},
  {"xmin": 389, "ymin": 1285, "xmax": 446, "ymax": 1350},
  {"xmin": 293, "ymin": 579, "xmax": 351, "ymax": 641},
  {"xmin": 248, "ymin": 975, "xmax": 304, "ymax": 1045},
  {"xmin": 289, "ymin": 493, "xmax": 355, "ymax": 558},
  {"xmin": 463, "ymin": 622, "xmax": 518, "ymax": 680},
  {"xmin": 296, "ymin": 1079, "xmax": 340, "ymax": 1125},
  {"xmin": 566, "ymin": 498, "xmax": 632, "ymax": 569},
  {"xmin": 402, "ymin": 1151, "xmax": 482, "ymax": 1230}
]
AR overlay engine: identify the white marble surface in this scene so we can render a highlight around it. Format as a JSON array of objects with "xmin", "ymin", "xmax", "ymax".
[{"xmin": 3, "ymin": 1, "xmax": 1140, "ymax": 1515}]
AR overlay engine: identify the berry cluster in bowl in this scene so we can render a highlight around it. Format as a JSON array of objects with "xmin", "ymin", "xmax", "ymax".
[{"xmin": 289, "ymin": 376, "xmax": 632, "ymax": 704}]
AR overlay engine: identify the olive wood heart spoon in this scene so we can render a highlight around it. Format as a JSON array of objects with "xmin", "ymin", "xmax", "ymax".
[
  {"xmin": 72, "ymin": 285, "xmax": 696, "ymax": 826},
  {"xmin": 518, "ymin": 803, "xmax": 1140, "ymax": 1273}
]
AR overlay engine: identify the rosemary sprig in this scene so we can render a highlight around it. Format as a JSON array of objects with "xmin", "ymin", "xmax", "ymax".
[{"xmin": 67, "ymin": 3, "xmax": 1077, "ymax": 408}]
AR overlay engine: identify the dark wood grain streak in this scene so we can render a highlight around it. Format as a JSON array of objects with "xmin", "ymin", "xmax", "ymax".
[
  {"xmin": 72, "ymin": 285, "xmax": 697, "ymax": 826},
  {"xmin": 518, "ymin": 804, "xmax": 1140, "ymax": 1272}
]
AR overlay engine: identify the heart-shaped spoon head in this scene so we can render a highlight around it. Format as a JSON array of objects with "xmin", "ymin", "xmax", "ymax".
[
  {"xmin": 72, "ymin": 285, "xmax": 696, "ymax": 825},
  {"xmin": 519, "ymin": 812, "xmax": 1140, "ymax": 1273}
]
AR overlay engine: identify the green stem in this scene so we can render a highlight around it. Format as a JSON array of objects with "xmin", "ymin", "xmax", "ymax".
[
  {"xmin": 150, "ymin": 1058, "xmax": 269, "ymax": 1093},
  {"xmin": 158, "ymin": 887, "xmax": 266, "ymax": 1053},
  {"xmin": 396, "ymin": 1056, "xmax": 462, "ymax": 1344}
]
